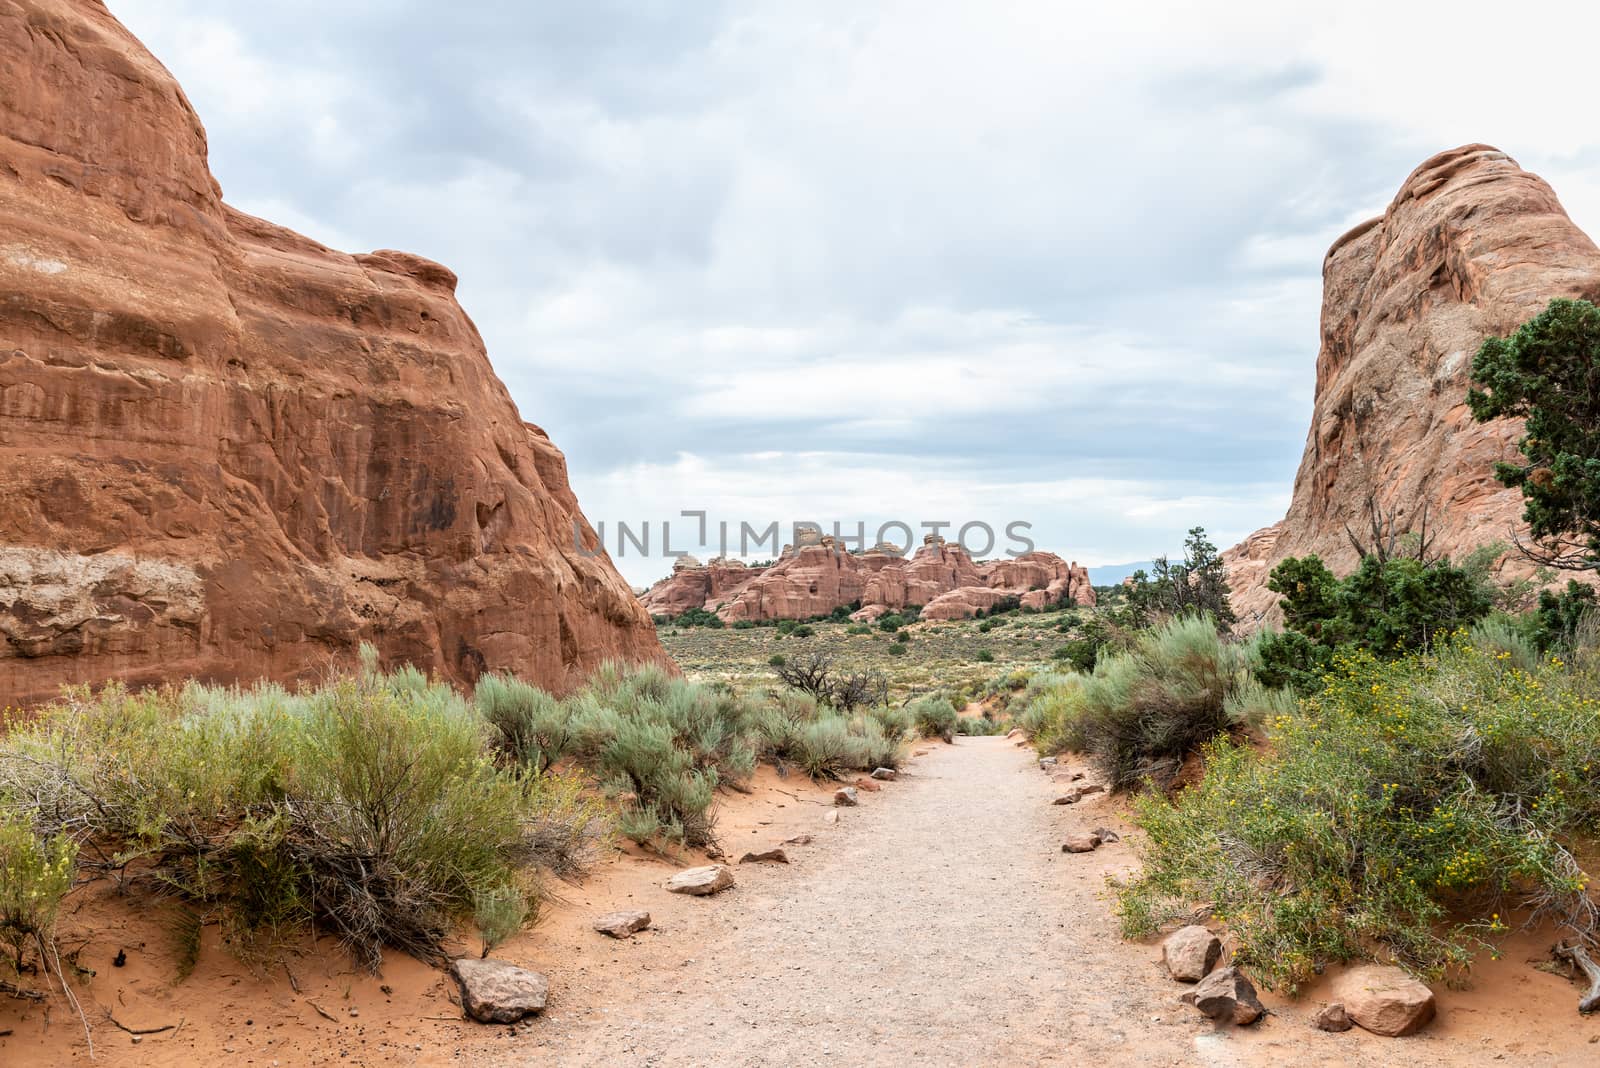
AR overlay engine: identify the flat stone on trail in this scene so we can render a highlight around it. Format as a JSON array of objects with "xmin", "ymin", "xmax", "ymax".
[
  {"xmin": 1061, "ymin": 831, "xmax": 1102, "ymax": 853},
  {"xmin": 450, "ymin": 958, "xmax": 549, "ymax": 1023},
  {"xmin": 592, "ymin": 910, "xmax": 651, "ymax": 938},
  {"xmin": 1180, "ymin": 966, "xmax": 1264, "ymax": 1026},
  {"xmin": 665, "ymin": 865, "xmax": 735, "ymax": 896},
  {"xmin": 853, "ymin": 777, "xmax": 882, "ymax": 792},
  {"xmin": 1313, "ymin": 1002, "xmax": 1353, "ymax": 1032},
  {"xmin": 739, "ymin": 848, "xmax": 789, "ymax": 864},
  {"xmin": 1332, "ymin": 965, "xmax": 1435, "ymax": 1036},
  {"xmin": 1163, "ymin": 925, "xmax": 1223, "ymax": 982},
  {"xmin": 870, "ymin": 767, "xmax": 897, "ymax": 780},
  {"xmin": 1052, "ymin": 783, "xmax": 1104, "ymax": 804},
  {"xmin": 782, "ymin": 833, "xmax": 815, "ymax": 845},
  {"xmin": 822, "ymin": 809, "xmax": 839, "ymax": 824},
  {"xmin": 834, "ymin": 787, "xmax": 859, "ymax": 806}
]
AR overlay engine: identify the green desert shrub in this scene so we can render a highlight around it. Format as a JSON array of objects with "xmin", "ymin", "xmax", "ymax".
[
  {"xmin": 476, "ymin": 672, "xmax": 571, "ymax": 773},
  {"xmin": 867, "ymin": 703, "xmax": 913, "ymax": 746},
  {"xmin": 955, "ymin": 715, "xmax": 1004, "ymax": 736},
  {"xmin": 850, "ymin": 715, "xmax": 908, "ymax": 770},
  {"xmin": 559, "ymin": 664, "xmax": 760, "ymax": 847},
  {"xmin": 1074, "ymin": 614, "xmax": 1256, "ymax": 790},
  {"xmin": 1118, "ymin": 637, "xmax": 1600, "ymax": 993},
  {"xmin": 909, "ymin": 695, "xmax": 960, "ymax": 742},
  {"xmin": 0, "ymin": 812, "xmax": 76, "ymax": 975},
  {"xmin": 846, "ymin": 624, "xmax": 872, "ymax": 636},
  {"xmin": 0, "ymin": 665, "xmax": 572, "ymax": 972},
  {"xmin": 886, "ymin": 643, "xmax": 908, "ymax": 657},
  {"xmin": 975, "ymin": 650, "xmax": 995, "ymax": 663},
  {"xmin": 1016, "ymin": 674, "xmax": 1091, "ymax": 756},
  {"xmin": 793, "ymin": 717, "xmax": 870, "ymax": 780}
]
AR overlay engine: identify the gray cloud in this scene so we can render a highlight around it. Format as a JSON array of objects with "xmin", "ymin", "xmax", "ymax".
[{"xmin": 107, "ymin": 1, "xmax": 1600, "ymax": 586}]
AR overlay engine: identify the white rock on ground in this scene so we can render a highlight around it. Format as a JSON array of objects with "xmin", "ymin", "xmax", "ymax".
[
  {"xmin": 592, "ymin": 910, "xmax": 652, "ymax": 938},
  {"xmin": 1331, "ymin": 964, "xmax": 1436, "ymax": 1036},
  {"xmin": 1061, "ymin": 831, "xmax": 1102, "ymax": 853},
  {"xmin": 834, "ymin": 787, "xmax": 859, "ymax": 806},
  {"xmin": 665, "ymin": 865, "xmax": 735, "ymax": 896},
  {"xmin": 1162, "ymin": 925, "xmax": 1222, "ymax": 982},
  {"xmin": 870, "ymin": 767, "xmax": 897, "ymax": 780},
  {"xmin": 450, "ymin": 958, "xmax": 550, "ymax": 1023}
]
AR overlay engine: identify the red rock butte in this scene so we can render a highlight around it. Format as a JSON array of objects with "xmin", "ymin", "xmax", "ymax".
[
  {"xmin": 0, "ymin": 0, "xmax": 664, "ymax": 704},
  {"xmin": 642, "ymin": 534, "xmax": 1095, "ymax": 623},
  {"xmin": 1226, "ymin": 144, "xmax": 1600, "ymax": 625}
]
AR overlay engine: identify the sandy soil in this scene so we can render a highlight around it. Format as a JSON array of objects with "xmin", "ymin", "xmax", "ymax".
[{"xmin": 5, "ymin": 737, "xmax": 1600, "ymax": 1066}]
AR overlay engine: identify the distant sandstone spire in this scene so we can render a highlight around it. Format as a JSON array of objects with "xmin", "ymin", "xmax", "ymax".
[
  {"xmin": 1225, "ymin": 145, "xmax": 1600, "ymax": 624},
  {"xmin": 0, "ymin": 0, "xmax": 665, "ymax": 702}
]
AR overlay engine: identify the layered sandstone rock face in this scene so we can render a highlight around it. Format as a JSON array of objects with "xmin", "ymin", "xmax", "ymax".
[
  {"xmin": 643, "ymin": 536, "xmax": 1095, "ymax": 622},
  {"xmin": 1226, "ymin": 145, "xmax": 1600, "ymax": 624},
  {"xmin": 0, "ymin": 0, "xmax": 662, "ymax": 703}
]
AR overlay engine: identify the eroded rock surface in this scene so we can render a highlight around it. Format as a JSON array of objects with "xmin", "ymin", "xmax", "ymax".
[
  {"xmin": 643, "ymin": 536, "xmax": 1094, "ymax": 623},
  {"xmin": 0, "ymin": 1, "xmax": 663, "ymax": 702},
  {"xmin": 1226, "ymin": 145, "xmax": 1600, "ymax": 625}
]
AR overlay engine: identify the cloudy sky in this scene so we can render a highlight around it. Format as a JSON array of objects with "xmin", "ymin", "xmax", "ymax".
[{"xmin": 112, "ymin": 1, "xmax": 1600, "ymax": 587}]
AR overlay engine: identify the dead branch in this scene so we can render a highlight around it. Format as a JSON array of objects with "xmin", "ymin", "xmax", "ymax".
[
  {"xmin": 0, "ymin": 980, "xmax": 46, "ymax": 1001},
  {"xmin": 1555, "ymin": 943, "xmax": 1600, "ymax": 1014},
  {"xmin": 105, "ymin": 1012, "xmax": 179, "ymax": 1035}
]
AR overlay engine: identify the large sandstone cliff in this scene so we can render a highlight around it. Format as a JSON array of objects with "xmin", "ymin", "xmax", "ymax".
[
  {"xmin": 1226, "ymin": 145, "xmax": 1600, "ymax": 624},
  {"xmin": 0, "ymin": 0, "xmax": 663, "ymax": 703}
]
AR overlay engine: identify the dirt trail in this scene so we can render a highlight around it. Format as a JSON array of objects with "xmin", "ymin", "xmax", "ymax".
[{"xmin": 485, "ymin": 737, "xmax": 1244, "ymax": 1066}]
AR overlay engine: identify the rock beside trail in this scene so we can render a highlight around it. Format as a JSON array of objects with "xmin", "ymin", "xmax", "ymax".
[
  {"xmin": 853, "ymin": 777, "xmax": 882, "ymax": 793},
  {"xmin": 1039, "ymin": 757, "xmax": 1058, "ymax": 769},
  {"xmin": 822, "ymin": 809, "xmax": 840, "ymax": 825},
  {"xmin": 738, "ymin": 848, "xmax": 789, "ymax": 864},
  {"xmin": 1163, "ymin": 926, "xmax": 1223, "ymax": 982},
  {"xmin": 1053, "ymin": 784, "xmax": 1105, "ymax": 805},
  {"xmin": 664, "ymin": 865, "xmax": 735, "ymax": 896},
  {"xmin": 1180, "ymin": 967, "xmax": 1264, "ymax": 1026},
  {"xmin": 782, "ymin": 833, "xmax": 815, "ymax": 846},
  {"xmin": 1313, "ymin": 1002, "xmax": 1354, "ymax": 1033},
  {"xmin": 592, "ymin": 910, "xmax": 651, "ymax": 938},
  {"xmin": 1061, "ymin": 832, "xmax": 1102, "ymax": 853},
  {"xmin": 870, "ymin": 767, "xmax": 897, "ymax": 781},
  {"xmin": 450, "ymin": 959, "xmax": 549, "ymax": 1023},
  {"xmin": 1332, "ymin": 965, "xmax": 1436, "ymax": 1036},
  {"xmin": 834, "ymin": 787, "xmax": 860, "ymax": 807}
]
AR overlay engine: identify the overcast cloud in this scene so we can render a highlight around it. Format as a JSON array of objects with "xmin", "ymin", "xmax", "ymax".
[{"xmin": 110, "ymin": 1, "xmax": 1600, "ymax": 586}]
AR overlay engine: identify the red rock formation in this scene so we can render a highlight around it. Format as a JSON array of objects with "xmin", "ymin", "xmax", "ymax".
[
  {"xmin": 1226, "ymin": 145, "xmax": 1600, "ymax": 625},
  {"xmin": 650, "ymin": 536, "xmax": 1095, "ymax": 623},
  {"xmin": 0, "ymin": 0, "xmax": 663, "ymax": 704},
  {"xmin": 639, "ymin": 556, "xmax": 769, "ymax": 618}
]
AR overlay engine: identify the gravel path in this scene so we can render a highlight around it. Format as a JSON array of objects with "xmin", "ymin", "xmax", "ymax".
[{"xmin": 489, "ymin": 736, "xmax": 1240, "ymax": 1067}]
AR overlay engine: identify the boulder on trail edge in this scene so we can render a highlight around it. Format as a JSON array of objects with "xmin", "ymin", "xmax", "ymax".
[
  {"xmin": 853, "ymin": 777, "xmax": 882, "ymax": 792},
  {"xmin": 1163, "ymin": 925, "xmax": 1223, "ymax": 982},
  {"xmin": 450, "ymin": 958, "xmax": 549, "ymax": 1023},
  {"xmin": 1180, "ymin": 966, "xmax": 1264, "ymax": 1026},
  {"xmin": 1061, "ymin": 831, "xmax": 1102, "ymax": 853},
  {"xmin": 665, "ymin": 865, "xmax": 735, "ymax": 896},
  {"xmin": 592, "ymin": 910, "xmax": 651, "ymax": 938},
  {"xmin": 834, "ymin": 787, "xmax": 860, "ymax": 806},
  {"xmin": 1313, "ymin": 1002, "xmax": 1354, "ymax": 1032},
  {"xmin": 1331, "ymin": 965, "xmax": 1436, "ymax": 1036},
  {"xmin": 870, "ymin": 767, "xmax": 897, "ymax": 780},
  {"xmin": 739, "ymin": 848, "xmax": 789, "ymax": 864},
  {"xmin": 1039, "ymin": 757, "xmax": 1058, "ymax": 769}
]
